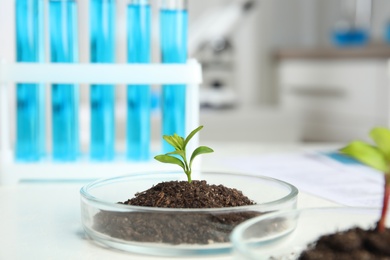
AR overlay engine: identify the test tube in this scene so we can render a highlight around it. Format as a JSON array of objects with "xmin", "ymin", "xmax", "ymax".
[
  {"xmin": 90, "ymin": 0, "xmax": 116, "ymax": 160},
  {"xmin": 15, "ymin": 0, "xmax": 46, "ymax": 161},
  {"xmin": 126, "ymin": 0, "xmax": 151, "ymax": 160},
  {"xmin": 160, "ymin": 0, "xmax": 188, "ymax": 153},
  {"xmin": 49, "ymin": 0, "xmax": 79, "ymax": 161}
]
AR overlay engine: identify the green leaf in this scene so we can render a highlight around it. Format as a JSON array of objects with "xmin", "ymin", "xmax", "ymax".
[
  {"xmin": 163, "ymin": 135, "xmax": 183, "ymax": 150},
  {"xmin": 173, "ymin": 134, "xmax": 185, "ymax": 149},
  {"xmin": 190, "ymin": 146, "xmax": 214, "ymax": 167},
  {"xmin": 184, "ymin": 126, "xmax": 203, "ymax": 148},
  {"xmin": 370, "ymin": 127, "xmax": 390, "ymax": 161},
  {"xmin": 340, "ymin": 141, "xmax": 389, "ymax": 172},
  {"xmin": 166, "ymin": 150, "xmax": 185, "ymax": 157},
  {"xmin": 154, "ymin": 155, "xmax": 185, "ymax": 170},
  {"xmin": 166, "ymin": 150, "xmax": 186, "ymax": 161}
]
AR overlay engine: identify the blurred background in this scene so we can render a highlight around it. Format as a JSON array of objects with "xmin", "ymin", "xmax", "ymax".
[{"xmin": 1, "ymin": 0, "xmax": 390, "ymax": 147}]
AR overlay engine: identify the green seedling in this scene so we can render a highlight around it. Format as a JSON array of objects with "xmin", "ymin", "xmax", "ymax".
[
  {"xmin": 154, "ymin": 125, "xmax": 214, "ymax": 183},
  {"xmin": 340, "ymin": 127, "xmax": 390, "ymax": 232}
]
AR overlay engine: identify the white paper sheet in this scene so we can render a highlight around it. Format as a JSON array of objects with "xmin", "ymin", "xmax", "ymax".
[{"xmin": 218, "ymin": 152, "xmax": 385, "ymax": 207}]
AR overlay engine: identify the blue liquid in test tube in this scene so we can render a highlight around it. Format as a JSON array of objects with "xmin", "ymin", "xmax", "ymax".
[
  {"xmin": 15, "ymin": 0, "xmax": 46, "ymax": 161},
  {"xmin": 160, "ymin": 0, "xmax": 188, "ymax": 153},
  {"xmin": 49, "ymin": 0, "xmax": 79, "ymax": 161},
  {"xmin": 90, "ymin": 0, "xmax": 116, "ymax": 160},
  {"xmin": 127, "ymin": 0, "xmax": 151, "ymax": 160}
]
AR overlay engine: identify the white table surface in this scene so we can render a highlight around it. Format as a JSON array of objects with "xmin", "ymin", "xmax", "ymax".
[{"xmin": 0, "ymin": 142, "xmax": 342, "ymax": 260}]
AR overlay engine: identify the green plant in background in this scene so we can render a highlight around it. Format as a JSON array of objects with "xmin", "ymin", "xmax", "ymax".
[
  {"xmin": 154, "ymin": 125, "xmax": 214, "ymax": 183},
  {"xmin": 340, "ymin": 127, "xmax": 390, "ymax": 232}
]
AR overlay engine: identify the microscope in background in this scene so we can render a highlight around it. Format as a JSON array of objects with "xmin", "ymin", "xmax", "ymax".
[{"xmin": 189, "ymin": 0, "xmax": 256, "ymax": 109}]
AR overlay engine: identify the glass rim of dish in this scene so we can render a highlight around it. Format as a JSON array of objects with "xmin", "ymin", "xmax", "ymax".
[
  {"xmin": 230, "ymin": 206, "xmax": 385, "ymax": 257},
  {"xmin": 80, "ymin": 170, "xmax": 299, "ymax": 213}
]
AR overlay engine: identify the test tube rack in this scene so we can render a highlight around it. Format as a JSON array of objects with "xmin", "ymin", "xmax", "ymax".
[{"xmin": 0, "ymin": 59, "xmax": 202, "ymax": 185}]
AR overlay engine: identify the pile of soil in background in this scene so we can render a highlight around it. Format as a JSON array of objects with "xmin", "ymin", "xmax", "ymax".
[
  {"xmin": 93, "ymin": 180, "xmax": 260, "ymax": 244},
  {"xmin": 299, "ymin": 226, "xmax": 390, "ymax": 260}
]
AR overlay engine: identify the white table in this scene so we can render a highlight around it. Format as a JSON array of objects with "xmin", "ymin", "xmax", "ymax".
[{"xmin": 0, "ymin": 142, "xmax": 341, "ymax": 260}]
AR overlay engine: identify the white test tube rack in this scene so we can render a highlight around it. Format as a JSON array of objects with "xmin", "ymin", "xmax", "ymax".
[{"xmin": 0, "ymin": 59, "xmax": 202, "ymax": 185}]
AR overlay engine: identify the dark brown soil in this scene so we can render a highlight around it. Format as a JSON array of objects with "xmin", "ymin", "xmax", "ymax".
[
  {"xmin": 121, "ymin": 180, "xmax": 255, "ymax": 208},
  {"xmin": 299, "ymin": 226, "xmax": 390, "ymax": 260},
  {"xmin": 93, "ymin": 180, "xmax": 260, "ymax": 245}
]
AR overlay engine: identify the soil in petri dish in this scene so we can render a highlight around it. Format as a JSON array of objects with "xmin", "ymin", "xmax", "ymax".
[
  {"xmin": 93, "ymin": 180, "xmax": 260, "ymax": 244},
  {"xmin": 299, "ymin": 226, "xmax": 390, "ymax": 260}
]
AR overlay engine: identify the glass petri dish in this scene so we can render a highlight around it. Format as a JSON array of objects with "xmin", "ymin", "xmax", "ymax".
[
  {"xmin": 80, "ymin": 171, "xmax": 298, "ymax": 256},
  {"xmin": 230, "ymin": 207, "xmax": 388, "ymax": 260}
]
